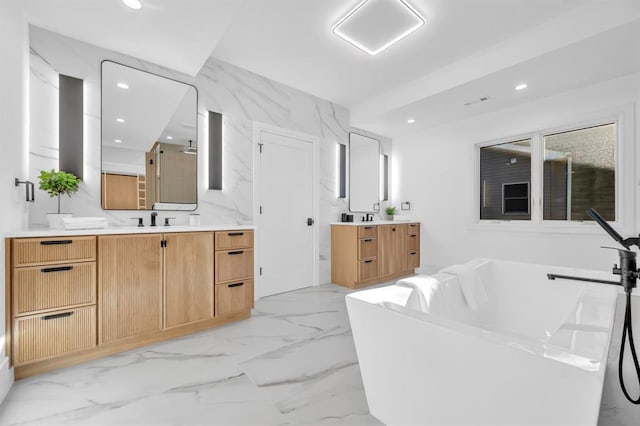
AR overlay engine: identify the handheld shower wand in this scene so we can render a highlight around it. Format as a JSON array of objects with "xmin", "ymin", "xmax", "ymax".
[{"xmin": 549, "ymin": 208, "xmax": 640, "ymax": 404}]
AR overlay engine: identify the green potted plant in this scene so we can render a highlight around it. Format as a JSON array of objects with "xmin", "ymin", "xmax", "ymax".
[
  {"xmin": 38, "ymin": 169, "xmax": 81, "ymax": 229},
  {"xmin": 385, "ymin": 206, "xmax": 397, "ymax": 220}
]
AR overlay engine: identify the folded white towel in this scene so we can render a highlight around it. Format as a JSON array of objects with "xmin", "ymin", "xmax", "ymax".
[
  {"xmin": 396, "ymin": 275, "xmax": 443, "ymax": 313},
  {"xmin": 62, "ymin": 217, "xmax": 108, "ymax": 230},
  {"xmin": 439, "ymin": 264, "xmax": 488, "ymax": 310}
]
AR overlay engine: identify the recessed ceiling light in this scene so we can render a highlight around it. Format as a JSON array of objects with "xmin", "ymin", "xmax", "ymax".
[
  {"xmin": 114, "ymin": 139, "xmax": 122, "ymax": 143},
  {"xmin": 166, "ymin": 136, "xmax": 173, "ymax": 140},
  {"xmin": 122, "ymin": 0, "xmax": 142, "ymax": 10},
  {"xmin": 407, "ymin": 118, "xmax": 415, "ymax": 124},
  {"xmin": 515, "ymin": 83, "xmax": 528, "ymax": 91},
  {"xmin": 116, "ymin": 118, "xmax": 125, "ymax": 123},
  {"xmin": 333, "ymin": 0, "xmax": 425, "ymax": 56},
  {"xmin": 117, "ymin": 82, "xmax": 129, "ymax": 89}
]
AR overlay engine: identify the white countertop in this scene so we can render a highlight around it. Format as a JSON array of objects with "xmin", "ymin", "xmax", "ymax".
[
  {"xmin": 4, "ymin": 224, "xmax": 254, "ymax": 238},
  {"xmin": 331, "ymin": 220, "xmax": 418, "ymax": 226}
]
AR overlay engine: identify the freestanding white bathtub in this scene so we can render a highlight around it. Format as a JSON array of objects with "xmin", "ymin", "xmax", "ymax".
[{"xmin": 346, "ymin": 258, "xmax": 619, "ymax": 426}]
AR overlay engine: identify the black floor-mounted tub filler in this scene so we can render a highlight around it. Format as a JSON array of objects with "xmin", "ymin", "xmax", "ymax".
[{"xmin": 547, "ymin": 208, "xmax": 640, "ymax": 404}]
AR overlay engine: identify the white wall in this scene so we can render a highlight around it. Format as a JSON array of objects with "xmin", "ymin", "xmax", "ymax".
[
  {"xmin": 393, "ymin": 73, "xmax": 640, "ymax": 423},
  {"xmin": 27, "ymin": 27, "xmax": 385, "ymax": 285},
  {"xmin": 0, "ymin": 0, "xmax": 29, "ymax": 402}
]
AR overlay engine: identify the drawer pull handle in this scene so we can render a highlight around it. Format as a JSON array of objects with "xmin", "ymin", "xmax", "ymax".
[
  {"xmin": 364, "ymin": 260, "xmax": 373, "ymax": 264},
  {"xmin": 228, "ymin": 251, "xmax": 244, "ymax": 255},
  {"xmin": 364, "ymin": 239, "xmax": 373, "ymax": 242},
  {"xmin": 42, "ymin": 312, "xmax": 74, "ymax": 321},
  {"xmin": 410, "ymin": 251, "xmax": 417, "ymax": 255},
  {"xmin": 228, "ymin": 232, "xmax": 244, "ymax": 237},
  {"xmin": 40, "ymin": 240, "xmax": 73, "ymax": 246},
  {"xmin": 410, "ymin": 234, "xmax": 417, "ymax": 238},
  {"xmin": 228, "ymin": 282, "xmax": 244, "ymax": 288},
  {"xmin": 363, "ymin": 226, "xmax": 373, "ymax": 230},
  {"xmin": 41, "ymin": 266, "xmax": 73, "ymax": 273}
]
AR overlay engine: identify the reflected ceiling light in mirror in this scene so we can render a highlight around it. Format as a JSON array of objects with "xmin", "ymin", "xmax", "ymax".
[
  {"xmin": 116, "ymin": 118, "xmax": 125, "ymax": 123},
  {"xmin": 117, "ymin": 82, "xmax": 129, "ymax": 89},
  {"xmin": 332, "ymin": 0, "xmax": 425, "ymax": 56},
  {"xmin": 122, "ymin": 0, "xmax": 142, "ymax": 10},
  {"xmin": 114, "ymin": 139, "xmax": 122, "ymax": 143},
  {"xmin": 407, "ymin": 118, "xmax": 415, "ymax": 124},
  {"xmin": 166, "ymin": 136, "xmax": 173, "ymax": 140},
  {"xmin": 515, "ymin": 83, "xmax": 528, "ymax": 91}
]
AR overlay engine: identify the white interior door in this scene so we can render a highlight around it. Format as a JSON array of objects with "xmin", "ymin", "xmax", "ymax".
[{"xmin": 256, "ymin": 127, "xmax": 316, "ymax": 297}]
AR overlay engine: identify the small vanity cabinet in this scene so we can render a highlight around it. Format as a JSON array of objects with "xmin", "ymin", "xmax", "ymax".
[
  {"xmin": 331, "ymin": 222, "xmax": 420, "ymax": 288},
  {"xmin": 5, "ymin": 227, "xmax": 254, "ymax": 379}
]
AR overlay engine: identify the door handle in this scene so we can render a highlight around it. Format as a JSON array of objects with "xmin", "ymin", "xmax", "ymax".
[{"xmin": 307, "ymin": 218, "xmax": 314, "ymax": 226}]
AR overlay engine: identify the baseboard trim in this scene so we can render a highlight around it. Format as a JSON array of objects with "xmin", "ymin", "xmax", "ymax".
[{"xmin": 0, "ymin": 356, "xmax": 14, "ymax": 403}]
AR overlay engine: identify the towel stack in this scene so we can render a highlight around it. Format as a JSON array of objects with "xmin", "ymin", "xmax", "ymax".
[{"xmin": 62, "ymin": 217, "xmax": 108, "ymax": 230}]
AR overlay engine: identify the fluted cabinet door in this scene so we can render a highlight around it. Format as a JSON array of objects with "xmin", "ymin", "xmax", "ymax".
[
  {"xmin": 164, "ymin": 232, "xmax": 214, "ymax": 328},
  {"xmin": 99, "ymin": 234, "xmax": 163, "ymax": 343}
]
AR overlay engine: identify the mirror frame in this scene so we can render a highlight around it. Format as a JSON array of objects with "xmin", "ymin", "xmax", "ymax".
[
  {"xmin": 348, "ymin": 132, "xmax": 381, "ymax": 213},
  {"xmin": 100, "ymin": 60, "xmax": 199, "ymax": 211}
]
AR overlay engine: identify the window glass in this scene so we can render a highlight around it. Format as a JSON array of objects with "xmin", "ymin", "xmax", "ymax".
[
  {"xmin": 480, "ymin": 139, "xmax": 531, "ymax": 220},
  {"xmin": 543, "ymin": 123, "xmax": 615, "ymax": 221}
]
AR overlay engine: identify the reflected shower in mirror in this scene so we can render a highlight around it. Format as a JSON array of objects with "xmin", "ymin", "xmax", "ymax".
[
  {"xmin": 101, "ymin": 61, "xmax": 198, "ymax": 210},
  {"xmin": 349, "ymin": 133, "xmax": 381, "ymax": 213}
]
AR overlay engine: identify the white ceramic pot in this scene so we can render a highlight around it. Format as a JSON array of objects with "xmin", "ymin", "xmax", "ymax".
[{"xmin": 47, "ymin": 213, "xmax": 72, "ymax": 229}]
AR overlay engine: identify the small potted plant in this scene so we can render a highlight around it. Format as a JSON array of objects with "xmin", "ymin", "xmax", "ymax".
[
  {"xmin": 385, "ymin": 206, "xmax": 397, "ymax": 220},
  {"xmin": 38, "ymin": 169, "xmax": 81, "ymax": 229}
]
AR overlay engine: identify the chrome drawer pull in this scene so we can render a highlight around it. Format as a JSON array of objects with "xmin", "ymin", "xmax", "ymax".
[
  {"xmin": 228, "ymin": 251, "xmax": 244, "ymax": 255},
  {"xmin": 228, "ymin": 282, "xmax": 244, "ymax": 288},
  {"xmin": 42, "ymin": 312, "xmax": 74, "ymax": 321},
  {"xmin": 41, "ymin": 266, "xmax": 73, "ymax": 273},
  {"xmin": 228, "ymin": 232, "xmax": 244, "ymax": 237},
  {"xmin": 40, "ymin": 240, "xmax": 73, "ymax": 245}
]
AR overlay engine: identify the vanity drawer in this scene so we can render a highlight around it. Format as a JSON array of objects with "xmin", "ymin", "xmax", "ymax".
[
  {"xmin": 358, "ymin": 226, "xmax": 377, "ymax": 239},
  {"xmin": 407, "ymin": 223, "xmax": 420, "ymax": 235},
  {"xmin": 407, "ymin": 233, "xmax": 420, "ymax": 252},
  {"xmin": 215, "ymin": 249, "xmax": 254, "ymax": 284},
  {"xmin": 358, "ymin": 259, "xmax": 378, "ymax": 282},
  {"xmin": 13, "ymin": 262, "xmax": 96, "ymax": 316},
  {"xmin": 215, "ymin": 230, "xmax": 254, "ymax": 250},
  {"xmin": 215, "ymin": 279, "xmax": 254, "ymax": 317},
  {"xmin": 13, "ymin": 305, "xmax": 97, "ymax": 366},
  {"xmin": 13, "ymin": 236, "xmax": 96, "ymax": 267},
  {"xmin": 407, "ymin": 251, "xmax": 420, "ymax": 269},
  {"xmin": 358, "ymin": 238, "xmax": 378, "ymax": 260}
]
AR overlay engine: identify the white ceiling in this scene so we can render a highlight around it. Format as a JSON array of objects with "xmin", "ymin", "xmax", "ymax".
[
  {"xmin": 22, "ymin": 0, "xmax": 640, "ymax": 139},
  {"xmin": 24, "ymin": 0, "xmax": 245, "ymax": 76}
]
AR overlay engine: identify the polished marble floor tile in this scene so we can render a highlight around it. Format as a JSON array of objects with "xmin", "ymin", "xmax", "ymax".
[
  {"xmin": 0, "ymin": 282, "xmax": 626, "ymax": 425},
  {"xmin": 0, "ymin": 284, "xmax": 384, "ymax": 426}
]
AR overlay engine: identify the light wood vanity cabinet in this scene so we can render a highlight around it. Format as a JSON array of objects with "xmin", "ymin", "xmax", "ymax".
[
  {"xmin": 98, "ymin": 234, "xmax": 163, "ymax": 343},
  {"xmin": 164, "ymin": 232, "xmax": 214, "ymax": 328},
  {"xmin": 214, "ymin": 230, "xmax": 255, "ymax": 316},
  {"xmin": 6, "ymin": 228, "xmax": 254, "ymax": 379},
  {"xmin": 10, "ymin": 236, "xmax": 97, "ymax": 366},
  {"xmin": 331, "ymin": 223, "xmax": 420, "ymax": 288}
]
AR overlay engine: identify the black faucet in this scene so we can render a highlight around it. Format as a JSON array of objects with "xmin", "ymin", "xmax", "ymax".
[
  {"xmin": 366, "ymin": 213, "xmax": 374, "ymax": 222},
  {"xmin": 150, "ymin": 212, "xmax": 158, "ymax": 227},
  {"xmin": 547, "ymin": 208, "xmax": 640, "ymax": 404}
]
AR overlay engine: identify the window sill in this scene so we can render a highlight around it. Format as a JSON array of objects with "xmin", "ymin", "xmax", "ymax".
[{"xmin": 469, "ymin": 220, "xmax": 628, "ymax": 235}]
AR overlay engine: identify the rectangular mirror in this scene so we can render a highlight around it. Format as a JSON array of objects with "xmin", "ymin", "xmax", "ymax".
[
  {"xmin": 101, "ymin": 60, "xmax": 198, "ymax": 210},
  {"xmin": 349, "ymin": 133, "xmax": 380, "ymax": 213}
]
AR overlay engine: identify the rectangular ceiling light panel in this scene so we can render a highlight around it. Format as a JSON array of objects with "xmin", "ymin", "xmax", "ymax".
[{"xmin": 333, "ymin": 0, "xmax": 425, "ymax": 55}]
